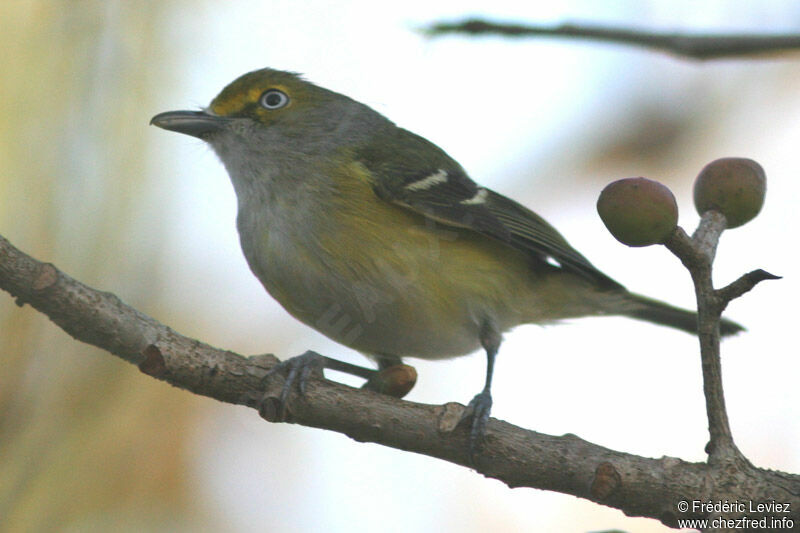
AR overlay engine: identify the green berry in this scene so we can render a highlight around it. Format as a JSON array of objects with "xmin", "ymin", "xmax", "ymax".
[
  {"xmin": 693, "ymin": 158, "xmax": 766, "ymax": 229},
  {"xmin": 597, "ymin": 177, "xmax": 679, "ymax": 247}
]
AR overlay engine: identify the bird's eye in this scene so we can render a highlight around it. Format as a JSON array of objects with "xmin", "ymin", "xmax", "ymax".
[{"xmin": 259, "ymin": 89, "xmax": 289, "ymax": 110}]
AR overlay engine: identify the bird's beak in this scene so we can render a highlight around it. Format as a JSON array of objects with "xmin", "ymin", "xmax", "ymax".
[{"xmin": 150, "ymin": 110, "xmax": 230, "ymax": 139}]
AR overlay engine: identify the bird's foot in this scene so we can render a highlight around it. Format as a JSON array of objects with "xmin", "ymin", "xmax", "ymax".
[
  {"xmin": 259, "ymin": 350, "xmax": 325, "ymax": 421},
  {"xmin": 461, "ymin": 390, "xmax": 493, "ymax": 463}
]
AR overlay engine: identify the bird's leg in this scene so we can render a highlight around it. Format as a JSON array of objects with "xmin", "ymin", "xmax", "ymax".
[
  {"xmin": 260, "ymin": 350, "xmax": 377, "ymax": 421},
  {"xmin": 261, "ymin": 352, "xmax": 417, "ymax": 421},
  {"xmin": 375, "ymin": 354, "xmax": 403, "ymax": 370},
  {"xmin": 461, "ymin": 321, "xmax": 502, "ymax": 462}
]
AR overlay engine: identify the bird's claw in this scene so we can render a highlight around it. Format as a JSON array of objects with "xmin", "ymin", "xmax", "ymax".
[
  {"xmin": 461, "ymin": 390, "xmax": 493, "ymax": 463},
  {"xmin": 260, "ymin": 350, "xmax": 325, "ymax": 421}
]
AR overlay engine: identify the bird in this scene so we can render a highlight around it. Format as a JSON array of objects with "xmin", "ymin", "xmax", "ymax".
[{"xmin": 151, "ymin": 67, "xmax": 742, "ymax": 459}]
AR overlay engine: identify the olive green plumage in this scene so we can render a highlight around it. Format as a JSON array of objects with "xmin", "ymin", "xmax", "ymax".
[{"xmin": 151, "ymin": 67, "xmax": 742, "ymax": 452}]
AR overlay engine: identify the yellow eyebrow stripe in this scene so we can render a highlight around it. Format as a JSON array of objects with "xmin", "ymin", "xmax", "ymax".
[{"xmin": 210, "ymin": 86, "xmax": 263, "ymax": 115}]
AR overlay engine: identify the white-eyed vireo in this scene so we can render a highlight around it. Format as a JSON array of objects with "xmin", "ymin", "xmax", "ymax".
[{"xmin": 151, "ymin": 68, "xmax": 741, "ymax": 455}]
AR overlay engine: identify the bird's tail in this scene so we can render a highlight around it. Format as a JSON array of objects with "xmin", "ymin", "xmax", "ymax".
[{"xmin": 621, "ymin": 293, "xmax": 744, "ymax": 337}]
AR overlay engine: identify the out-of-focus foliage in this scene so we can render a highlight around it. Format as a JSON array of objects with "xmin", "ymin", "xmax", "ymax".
[{"xmin": 0, "ymin": 3, "xmax": 211, "ymax": 530}]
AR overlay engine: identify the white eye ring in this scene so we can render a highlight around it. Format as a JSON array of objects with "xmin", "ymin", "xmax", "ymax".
[{"xmin": 259, "ymin": 89, "xmax": 289, "ymax": 109}]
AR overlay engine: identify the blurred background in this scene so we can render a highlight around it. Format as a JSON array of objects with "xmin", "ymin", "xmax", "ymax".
[{"xmin": 1, "ymin": 1, "xmax": 798, "ymax": 531}]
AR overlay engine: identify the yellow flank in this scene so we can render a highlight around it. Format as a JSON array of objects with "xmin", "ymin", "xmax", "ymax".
[
  {"xmin": 237, "ymin": 149, "xmax": 608, "ymax": 359},
  {"xmin": 304, "ymin": 156, "xmax": 546, "ymax": 356}
]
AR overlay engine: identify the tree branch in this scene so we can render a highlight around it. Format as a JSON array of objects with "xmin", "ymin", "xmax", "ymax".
[
  {"xmin": 663, "ymin": 212, "xmax": 780, "ymax": 468},
  {"xmin": 1, "ymin": 233, "xmax": 797, "ymax": 529},
  {"xmin": 664, "ymin": 214, "xmax": 734, "ymax": 462},
  {"xmin": 716, "ymin": 269, "xmax": 781, "ymax": 309},
  {"xmin": 423, "ymin": 19, "xmax": 800, "ymax": 60}
]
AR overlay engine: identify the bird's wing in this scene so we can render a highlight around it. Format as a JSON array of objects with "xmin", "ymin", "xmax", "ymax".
[{"xmin": 354, "ymin": 126, "xmax": 622, "ymax": 289}]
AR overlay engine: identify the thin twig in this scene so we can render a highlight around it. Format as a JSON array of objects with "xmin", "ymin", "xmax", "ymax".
[
  {"xmin": 663, "ymin": 211, "xmax": 768, "ymax": 462},
  {"xmin": 690, "ymin": 211, "xmax": 727, "ymax": 269},
  {"xmin": 716, "ymin": 269, "xmax": 781, "ymax": 307},
  {"xmin": 423, "ymin": 19, "xmax": 800, "ymax": 60},
  {"xmin": 663, "ymin": 226, "xmax": 699, "ymax": 272}
]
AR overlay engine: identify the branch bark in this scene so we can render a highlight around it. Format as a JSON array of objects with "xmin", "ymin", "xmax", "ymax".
[
  {"xmin": 665, "ymin": 214, "xmax": 736, "ymax": 461},
  {"xmin": 663, "ymin": 212, "xmax": 780, "ymax": 469},
  {"xmin": 1, "ymin": 233, "xmax": 798, "ymax": 529},
  {"xmin": 423, "ymin": 19, "xmax": 800, "ymax": 60}
]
